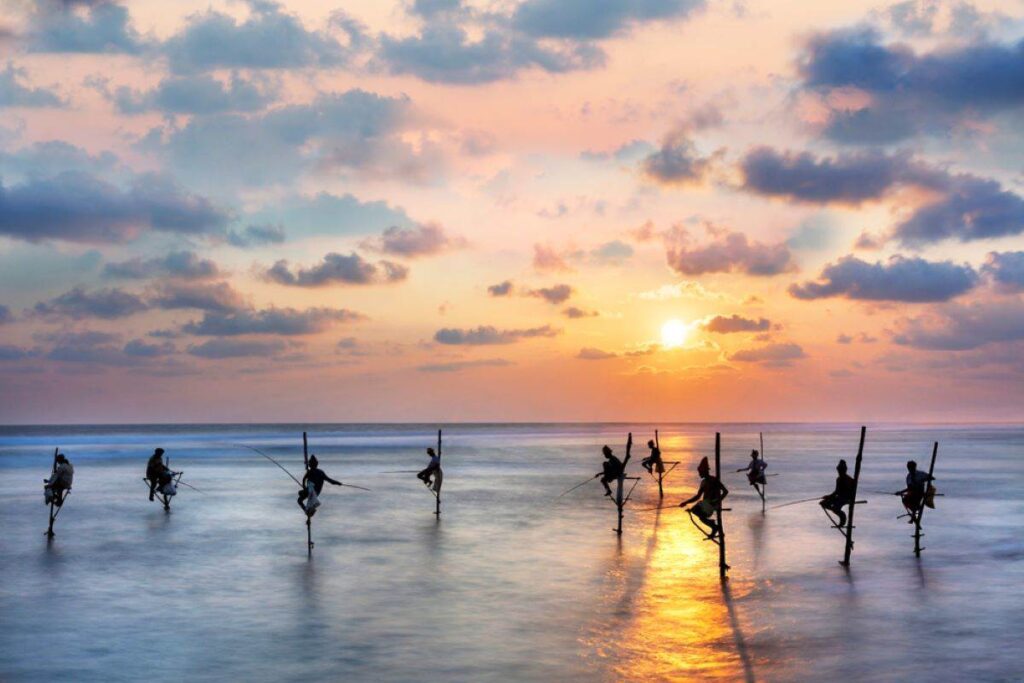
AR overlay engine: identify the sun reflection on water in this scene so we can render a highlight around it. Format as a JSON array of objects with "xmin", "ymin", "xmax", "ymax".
[{"xmin": 579, "ymin": 432, "xmax": 757, "ymax": 681}]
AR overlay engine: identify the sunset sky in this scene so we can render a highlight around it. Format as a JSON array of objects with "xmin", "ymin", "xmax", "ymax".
[{"xmin": 1, "ymin": 0, "xmax": 1023, "ymax": 423}]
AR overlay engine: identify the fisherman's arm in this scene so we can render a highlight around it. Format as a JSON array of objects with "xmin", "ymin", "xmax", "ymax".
[
  {"xmin": 680, "ymin": 481, "xmax": 706, "ymax": 506},
  {"xmin": 325, "ymin": 475, "xmax": 343, "ymax": 486}
]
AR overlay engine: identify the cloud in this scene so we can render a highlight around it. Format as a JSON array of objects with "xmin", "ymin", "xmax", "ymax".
[
  {"xmin": 0, "ymin": 304, "xmax": 12, "ymax": 324},
  {"xmin": 533, "ymin": 243, "xmax": 572, "ymax": 272},
  {"xmin": 892, "ymin": 174, "xmax": 1024, "ymax": 246},
  {"xmin": 729, "ymin": 342, "xmax": 806, "ymax": 365},
  {"xmin": 837, "ymin": 333, "xmax": 853, "ymax": 344},
  {"xmin": 702, "ymin": 314, "xmax": 770, "ymax": 333},
  {"xmin": 982, "ymin": 251, "xmax": 1024, "ymax": 293},
  {"xmin": 151, "ymin": 90, "xmax": 423, "ymax": 188},
  {"xmin": 739, "ymin": 147, "xmax": 1024, "ymax": 247},
  {"xmin": 264, "ymin": 252, "xmax": 408, "ymax": 287},
  {"xmin": 416, "ymin": 358, "xmax": 513, "ymax": 372},
  {"xmin": 0, "ymin": 171, "xmax": 228, "ymax": 243},
  {"xmin": 104, "ymin": 73, "xmax": 278, "ymax": 115},
  {"xmin": 512, "ymin": 0, "xmax": 705, "ymax": 39},
  {"xmin": 577, "ymin": 347, "xmax": 617, "ymax": 360},
  {"xmin": 187, "ymin": 338, "xmax": 288, "ymax": 359},
  {"xmin": 246, "ymin": 192, "xmax": 414, "ymax": 239},
  {"xmin": 487, "ymin": 280, "xmax": 514, "ymax": 296},
  {"xmin": 377, "ymin": 19, "xmax": 602, "ymax": 85},
  {"xmin": 162, "ymin": 1, "xmax": 354, "ymax": 73},
  {"xmin": 360, "ymin": 223, "xmax": 465, "ymax": 258},
  {"xmin": 104, "ymin": 250, "xmax": 221, "ymax": 280},
  {"xmin": 563, "ymin": 306, "xmax": 598, "ymax": 319},
  {"xmin": 892, "ymin": 300, "xmax": 1024, "ymax": 350},
  {"xmin": 149, "ymin": 281, "xmax": 246, "ymax": 313},
  {"xmin": 0, "ymin": 141, "xmax": 118, "ymax": 180},
  {"xmin": 434, "ymin": 324, "xmax": 560, "ymax": 345},
  {"xmin": 581, "ymin": 139, "xmax": 656, "ymax": 162},
  {"xmin": 637, "ymin": 280, "xmax": 728, "ymax": 301},
  {"xmin": 32, "ymin": 286, "xmax": 147, "ymax": 319},
  {"xmin": 740, "ymin": 147, "xmax": 911, "ymax": 204},
  {"xmin": 183, "ymin": 307, "xmax": 364, "ymax": 336},
  {"xmin": 27, "ymin": 1, "xmax": 149, "ymax": 54},
  {"xmin": 123, "ymin": 339, "xmax": 175, "ymax": 358},
  {"xmin": 589, "ymin": 240, "xmax": 634, "ymax": 265},
  {"xmin": 642, "ymin": 131, "xmax": 716, "ymax": 185},
  {"xmin": 526, "ymin": 284, "xmax": 573, "ymax": 304},
  {"xmin": 227, "ymin": 223, "xmax": 286, "ymax": 247},
  {"xmin": 798, "ymin": 28, "xmax": 1024, "ymax": 142},
  {"xmin": 789, "ymin": 255, "xmax": 978, "ymax": 302},
  {"xmin": 0, "ymin": 63, "xmax": 64, "ymax": 107},
  {"xmin": 665, "ymin": 226, "xmax": 795, "ymax": 276}
]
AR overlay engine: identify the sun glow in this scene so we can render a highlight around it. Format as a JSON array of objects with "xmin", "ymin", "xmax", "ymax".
[{"xmin": 661, "ymin": 319, "xmax": 691, "ymax": 349}]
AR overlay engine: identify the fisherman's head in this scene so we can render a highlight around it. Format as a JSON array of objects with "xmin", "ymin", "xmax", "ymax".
[
  {"xmin": 602, "ymin": 445, "xmax": 613, "ymax": 459},
  {"xmin": 751, "ymin": 449, "xmax": 759, "ymax": 459},
  {"xmin": 155, "ymin": 448, "xmax": 164, "ymax": 456},
  {"xmin": 837, "ymin": 459, "xmax": 848, "ymax": 474},
  {"xmin": 308, "ymin": 455, "xmax": 318, "ymax": 468},
  {"xmin": 697, "ymin": 456, "xmax": 710, "ymax": 477},
  {"xmin": 427, "ymin": 447, "xmax": 436, "ymax": 456},
  {"xmin": 907, "ymin": 460, "xmax": 917, "ymax": 472},
  {"xmin": 56, "ymin": 453, "xmax": 66, "ymax": 463},
  {"xmin": 647, "ymin": 440, "xmax": 655, "ymax": 448}
]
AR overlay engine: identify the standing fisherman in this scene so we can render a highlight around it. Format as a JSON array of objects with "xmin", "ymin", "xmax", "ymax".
[
  {"xmin": 641, "ymin": 439, "xmax": 664, "ymax": 476},
  {"xmin": 599, "ymin": 445, "xmax": 630, "ymax": 497},
  {"xmin": 417, "ymin": 447, "xmax": 442, "ymax": 489},
  {"xmin": 737, "ymin": 449, "xmax": 767, "ymax": 495},
  {"xmin": 44, "ymin": 453, "xmax": 74, "ymax": 506},
  {"xmin": 297, "ymin": 455, "xmax": 343, "ymax": 518},
  {"xmin": 679, "ymin": 457, "xmax": 728, "ymax": 538},
  {"xmin": 819, "ymin": 459, "xmax": 855, "ymax": 527},
  {"xmin": 896, "ymin": 460, "xmax": 935, "ymax": 523},
  {"xmin": 146, "ymin": 448, "xmax": 174, "ymax": 501}
]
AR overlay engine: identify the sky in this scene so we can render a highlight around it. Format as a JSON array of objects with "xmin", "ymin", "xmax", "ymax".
[{"xmin": 1, "ymin": 0, "xmax": 1023, "ymax": 423}]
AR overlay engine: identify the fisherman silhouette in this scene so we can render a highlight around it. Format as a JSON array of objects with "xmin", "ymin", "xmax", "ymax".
[
  {"xmin": 820, "ymin": 459, "xmax": 855, "ymax": 527},
  {"xmin": 44, "ymin": 453, "xmax": 73, "ymax": 506},
  {"xmin": 417, "ymin": 447, "xmax": 442, "ymax": 489},
  {"xmin": 297, "ymin": 455, "xmax": 342, "ymax": 518},
  {"xmin": 641, "ymin": 439, "xmax": 664, "ymax": 475},
  {"xmin": 599, "ymin": 445, "xmax": 628, "ymax": 496},
  {"xmin": 679, "ymin": 456, "xmax": 728, "ymax": 538},
  {"xmin": 896, "ymin": 460, "xmax": 935, "ymax": 523},
  {"xmin": 737, "ymin": 449, "xmax": 767, "ymax": 495},
  {"xmin": 146, "ymin": 448, "xmax": 172, "ymax": 502}
]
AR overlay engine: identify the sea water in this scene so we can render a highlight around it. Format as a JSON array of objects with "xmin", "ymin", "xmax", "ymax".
[{"xmin": 1, "ymin": 423, "xmax": 1022, "ymax": 682}]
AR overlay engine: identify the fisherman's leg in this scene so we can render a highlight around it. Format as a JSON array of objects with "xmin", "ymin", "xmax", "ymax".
[
  {"xmin": 297, "ymin": 488, "xmax": 308, "ymax": 510},
  {"xmin": 601, "ymin": 476, "xmax": 612, "ymax": 496},
  {"xmin": 149, "ymin": 478, "xmax": 157, "ymax": 501}
]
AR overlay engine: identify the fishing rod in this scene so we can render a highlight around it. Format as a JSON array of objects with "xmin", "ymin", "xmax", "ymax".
[
  {"xmin": 229, "ymin": 442, "xmax": 302, "ymax": 486},
  {"xmin": 176, "ymin": 480, "xmax": 206, "ymax": 493},
  {"xmin": 634, "ymin": 503, "xmax": 684, "ymax": 512},
  {"xmin": 556, "ymin": 473, "xmax": 601, "ymax": 498},
  {"xmin": 770, "ymin": 496, "xmax": 823, "ymax": 510},
  {"xmin": 338, "ymin": 482, "xmax": 371, "ymax": 492}
]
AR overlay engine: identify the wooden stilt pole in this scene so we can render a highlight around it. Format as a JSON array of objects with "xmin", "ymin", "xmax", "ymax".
[
  {"xmin": 615, "ymin": 474, "xmax": 625, "ymax": 534},
  {"xmin": 303, "ymin": 431, "xmax": 312, "ymax": 555},
  {"xmin": 914, "ymin": 441, "xmax": 939, "ymax": 557},
  {"xmin": 715, "ymin": 432, "xmax": 728, "ymax": 580},
  {"xmin": 45, "ymin": 447, "xmax": 58, "ymax": 538},
  {"xmin": 614, "ymin": 433, "xmax": 633, "ymax": 535},
  {"xmin": 840, "ymin": 426, "xmax": 866, "ymax": 567},
  {"xmin": 655, "ymin": 430, "xmax": 663, "ymax": 498},
  {"xmin": 435, "ymin": 429, "xmax": 442, "ymax": 517},
  {"xmin": 759, "ymin": 432, "xmax": 766, "ymax": 514}
]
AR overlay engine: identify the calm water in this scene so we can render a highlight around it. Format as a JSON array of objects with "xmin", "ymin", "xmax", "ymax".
[{"xmin": 1, "ymin": 423, "xmax": 1022, "ymax": 682}]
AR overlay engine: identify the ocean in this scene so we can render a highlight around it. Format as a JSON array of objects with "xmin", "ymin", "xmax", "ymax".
[{"xmin": 1, "ymin": 423, "xmax": 1022, "ymax": 682}]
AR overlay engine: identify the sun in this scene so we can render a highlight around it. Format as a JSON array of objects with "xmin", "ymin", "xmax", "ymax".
[{"xmin": 661, "ymin": 319, "xmax": 690, "ymax": 349}]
